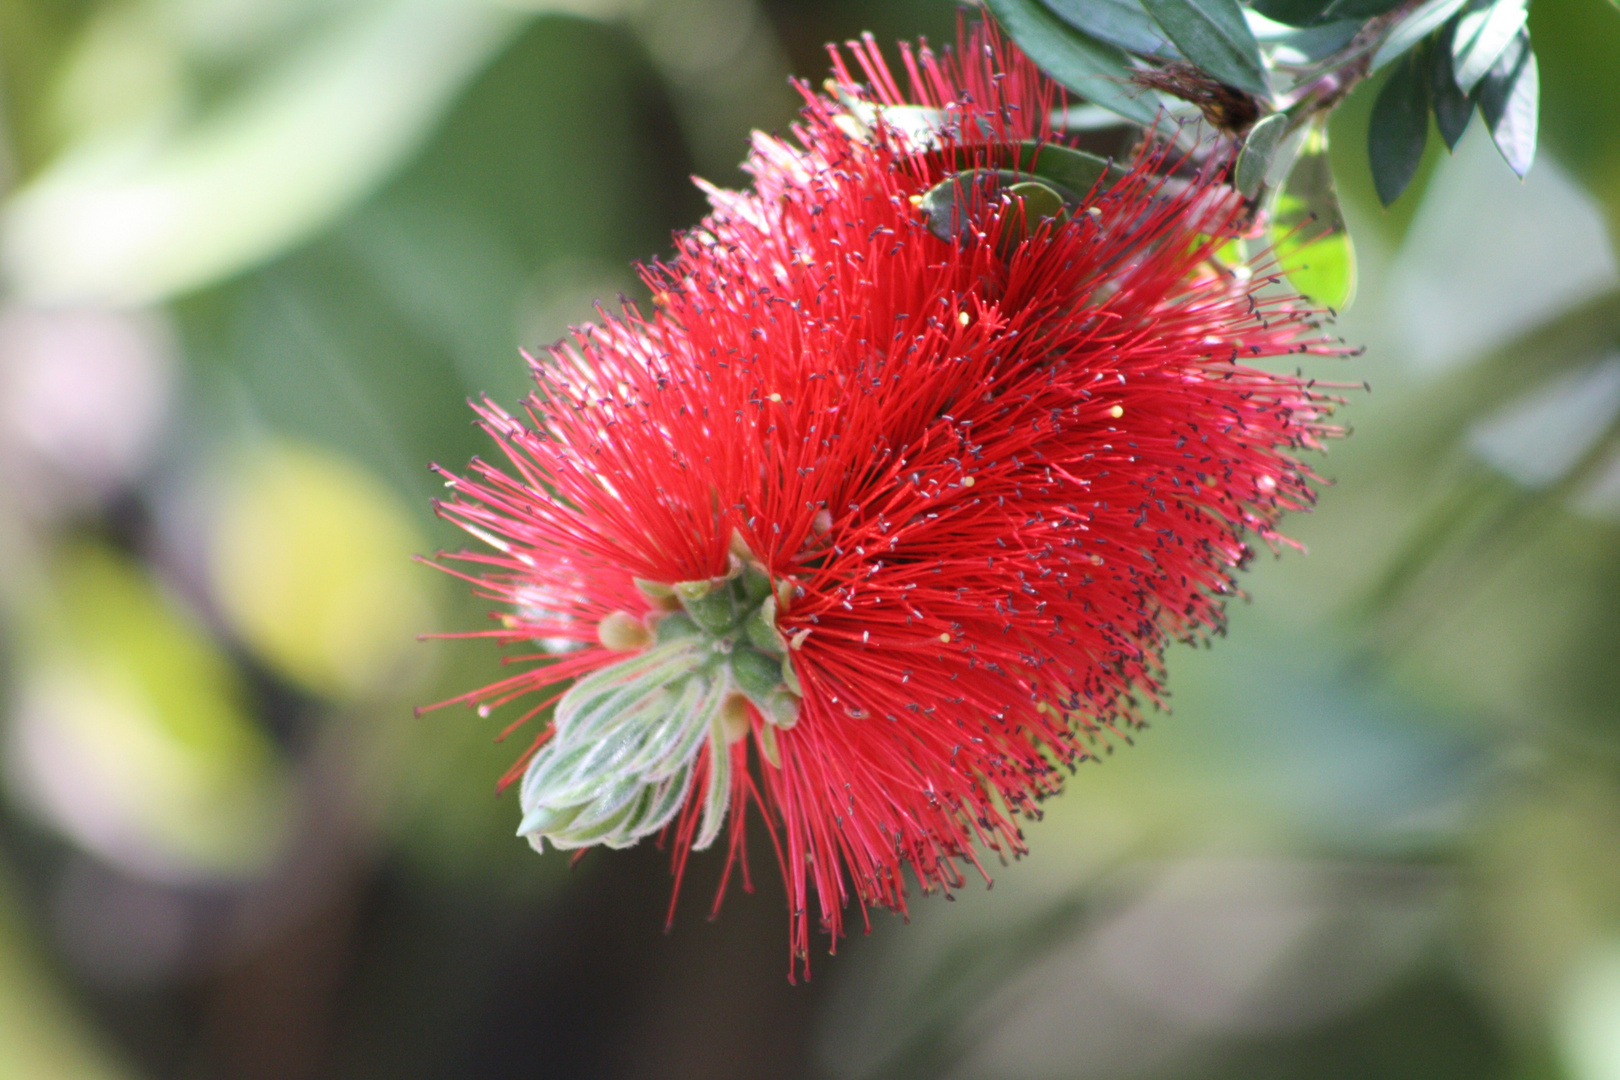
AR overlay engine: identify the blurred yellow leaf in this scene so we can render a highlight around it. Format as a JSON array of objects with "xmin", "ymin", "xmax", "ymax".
[
  {"xmin": 10, "ymin": 543, "xmax": 289, "ymax": 881},
  {"xmin": 209, "ymin": 440, "xmax": 435, "ymax": 701}
]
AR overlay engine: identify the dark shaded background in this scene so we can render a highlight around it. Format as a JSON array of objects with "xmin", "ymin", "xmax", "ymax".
[{"xmin": 1, "ymin": 1, "xmax": 1619, "ymax": 1077}]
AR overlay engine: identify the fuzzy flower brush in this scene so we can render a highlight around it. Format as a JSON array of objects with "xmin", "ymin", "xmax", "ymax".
[{"xmin": 428, "ymin": 24, "xmax": 1342, "ymax": 973}]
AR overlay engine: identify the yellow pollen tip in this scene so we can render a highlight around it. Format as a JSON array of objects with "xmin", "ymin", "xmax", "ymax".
[
  {"xmin": 769, "ymin": 392, "xmax": 783, "ymax": 403},
  {"xmin": 1109, "ymin": 404, "xmax": 1125, "ymax": 419},
  {"xmin": 962, "ymin": 476, "xmax": 975, "ymax": 487},
  {"xmin": 957, "ymin": 310, "xmax": 970, "ymax": 326},
  {"xmin": 939, "ymin": 632, "xmax": 952, "ymax": 644},
  {"xmin": 909, "ymin": 193, "xmax": 924, "ymax": 207}
]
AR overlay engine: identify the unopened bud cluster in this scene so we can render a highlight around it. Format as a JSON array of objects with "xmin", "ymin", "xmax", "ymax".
[{"xmin": 516, "ymin": 536, "xmax": 802, "ymax": 853}]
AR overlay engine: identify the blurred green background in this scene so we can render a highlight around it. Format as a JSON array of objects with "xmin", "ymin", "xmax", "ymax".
[{"xmin": 0, "ymin": 1, "xmax": 1618, "ymax": 1077}]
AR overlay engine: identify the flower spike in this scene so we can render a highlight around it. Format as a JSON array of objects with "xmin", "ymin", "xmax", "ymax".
[{"xmin": 427, "ymin": 20, "xmax": 1348, "ymax": 977}]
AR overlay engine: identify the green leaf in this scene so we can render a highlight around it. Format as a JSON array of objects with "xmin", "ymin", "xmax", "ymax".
[
  {"xmin": 1235, "ymin": 111, "xmax": 1289, "ymax": 198},
  {"xmin": 1267, "ymin": 20, "xmax": 1363, "ymax": 64},
  {"xmin": 1270, "ymin": 122, "xmax": 1356, "ymax": 309},
  {"xmin": 1250, "ymin": 0, "xmax": 1334, "ymax": 24},
  {"xmin": 984, "ymin": 0, "xmax": 1161, "ymax": 124},
  {"xmin": 1139, "ymin": 0, "xmax": 1270, "ymax": 96},
  {"xmin": 1368, "ymin": 49, "xmax": 1431, "ymax": 206},
  {"xmin": 1014, "ymin": 140, "xmax": 1124, "ymax": 194},
  {"xmin": 1428, "ymin": 16, "xmax": 1475, "ymax": 149},
  {"xmin": 916, "ymin": 145, "xmax": 1122, "ymax": 244},
  {"xmin": 0, "ymin": 2, "xmax": 528, "ymax": 305},
  {"xmin": 1320, "ymin": 0, "xmax": 1407, "ymax": 18},
  {"xmin": 1479, "ymin": 28, "xmax": 1537, "ymax": 177},
  {"xmin": 1452, "ymin": 0, "xmax": 1529, "ymax": 93},
  {"xmin": 1042, "ymin": 0, "xmax": 1179, "ymax": 56},
  {"xmin": 1370, "ymin": 0, "xmax": 1469, "ymax": 72}
]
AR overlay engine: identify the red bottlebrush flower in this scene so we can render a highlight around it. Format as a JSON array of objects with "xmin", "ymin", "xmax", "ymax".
[{"xmin": 427, "ymin": 23, "xmax": 1343, "ymax": 975}]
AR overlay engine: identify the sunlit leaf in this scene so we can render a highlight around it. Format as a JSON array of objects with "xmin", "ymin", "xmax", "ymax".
[
  {"xmin": 1370, "ymin": 0, "xmax": 1468, "ymax": 72},
  {"xmin": 1270, "ymin": 122, "xmax": 1356, "ymax": 309},
  {"xmin": 1452, "ymin": 0, "xmax": 1529, "ymax": 94},
  {"xmin": 1139, "ymin": 0, "xmax": 1270, "ymax": 96},
  {"xmin": 984, "ymin": 0, "xmax": 1161, "ymax": 123},
  {"xmin": 1041, "ymin": 0, "xmax": 1179, "ymax": 56},
  {"xmin": 1368, "ymin": 49, "xmax": 1431, "ymax": 206},
  {"xmin": 1479, "ymin": 28, "xmax": 1537, "ymax": 177},
  {"xmin": 0, "ymin": 1, "xmax": 527, "ymax": 304},
  {"xmin": 209, "ymin": 440, "xmax": 437, "ymax": 701}
]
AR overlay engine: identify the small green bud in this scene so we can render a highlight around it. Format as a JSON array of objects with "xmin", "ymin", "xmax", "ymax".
[
  {"xmin": 680, "ymin": 586, "xmax": 737, "ymax": 635},
  {"xmin": 764, "ymin": 688, "xmax": 801, "ymax": 729},
  {"xmin": 653, "ymin": 611, "xmax": 702, "ymax": 645},
  {"xmin": 739, "ymin": 561, "xmax": 773, "ymax": 606},
  {"xmin": 719, "ymin": 694, "xmax": 751, "ymax": 745},
  {"xmin": 745, "ymin": 596, "xmax": 788, "ymax": 655},
  {"xmin": 731, "ymin": 646, "xmax": 785, "ymax": 702},
  {"xmin": 673, "ymin": 578, "xmax": 715, "ymax": 602},
  {"xmin": 597, "ymin": 610, "xmax": 650, "ymax": 652},
  {"xmin": 758, "ymin": 722, "xmax": 782, "ymax": 768},
  {"xmin": 634, "ymin": 577, "xmax": 681, "ymax": 610}
]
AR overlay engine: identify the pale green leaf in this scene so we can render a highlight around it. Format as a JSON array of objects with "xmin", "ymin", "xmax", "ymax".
[
  {"xmin": 1452, "ymin": 0, "xmax": 1528, "ymax": 93},
  {"xmin": 1235, "ymin": 112, "xmax": 1288, "ymax": 198},
  {"xmin": 1479, "ymin": 29, "xmax": 1537, "ymax": 177},
  {"xmin": 1271, "ymin": 123, "xmax": 1356, "ymax": 309},
  {"xmin": 1370, "ymin": 0, "xmax": 1469, "ymax": 72}
]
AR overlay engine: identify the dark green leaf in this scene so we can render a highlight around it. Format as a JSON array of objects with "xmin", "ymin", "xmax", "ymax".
[
  {"xmin": 1139, "ymin": 0, "xmax": 1270, "ymax": 96},
  {"xmin": 1250, "ymin": 0, "xmax": 1334, "ymax": 24},
  {"xmin": 1368, "ymin": 49, "xmax": 1431, "ymax": 206},
  {"xmin": 1479, "ymin": 29, "xmax": 1537, "ymax": 177},
  {"xmin": 1235, "ymin": 112, "xmax": 1288, "ymax": 197},
  {"xmin": 1013, "ymin": 141, "xmax": 1125, "ymax": 195},
  {"xmin": 984, "ymin": 0, "xmax": 1161, "ymax": 123},
  {"xmin": 1428, "ymin": 17, "xmax": 1474, "ymax": 150},
  {"xmin": 1319, "ymin": 0, "xmax": 1407, "ymax": 19},
  {"xmin": 1270, "ymin": 121, "xmax": 1356, "ymax": 308},
  {"xmin": 1007, "ymin": 181, "xmax": 1067, "ymax": 218},
  {"xmin": 1002, "ymin": 181, "xmax": 1069, "ymax": 248},
  {"xmin": 1370, "ymin": 0, "xmax": 1468, "ymax": 71},
  {"xmin": 1041, "ymin": 0, "xmax": 1179, "ymax": 56},
  {"xmin": 1452, "ymin": 0, "xmax": 1528, "ymax": 93}
]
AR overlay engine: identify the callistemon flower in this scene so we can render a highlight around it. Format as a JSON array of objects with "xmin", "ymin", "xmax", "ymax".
[{"xmin": 428, "ymin": 24, "xmax": 1343, "ymax": 973}]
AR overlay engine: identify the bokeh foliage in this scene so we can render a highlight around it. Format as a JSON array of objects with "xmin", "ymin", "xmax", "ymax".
[{"xmin": 0, "ymin": 1, "xmax": 1616, "ymax": 1078}]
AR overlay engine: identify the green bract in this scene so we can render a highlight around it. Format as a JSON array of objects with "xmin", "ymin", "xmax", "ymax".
[{"xmin": 517, "ymin": 550, "xmax": 800, "ymax": 854}]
